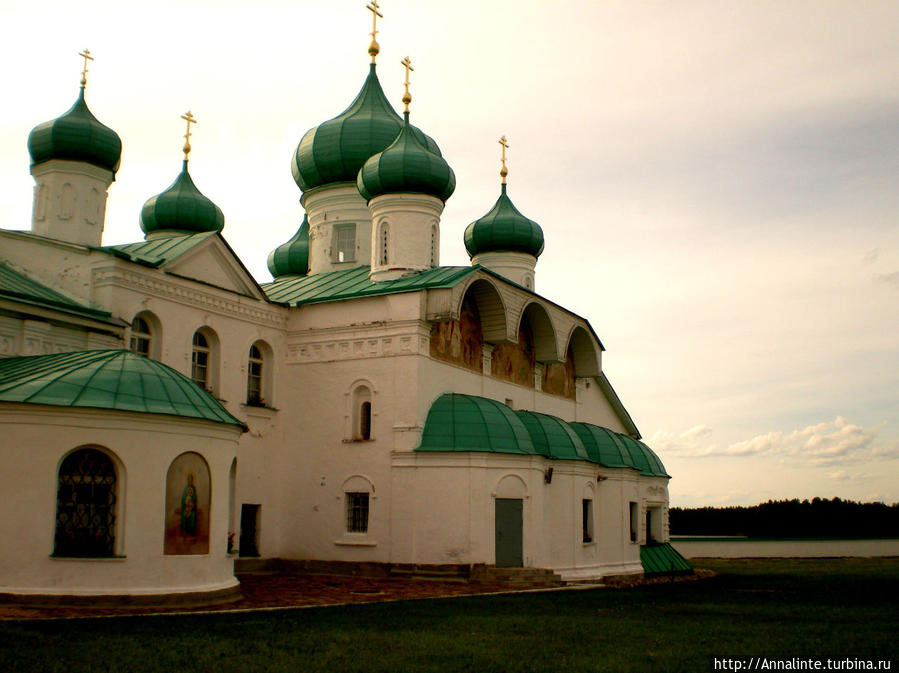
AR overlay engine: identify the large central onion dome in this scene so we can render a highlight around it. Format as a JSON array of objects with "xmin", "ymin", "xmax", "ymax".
[
  {"xmin": 291, "ymin": 64, "xmax": 440, "ymax": 192},
  {"xmin": 464, "ymin": 184, "xmax": 544, "ymax": 258},
  {"xmin": 27, "ymin": 89, "xmax": 122, "ymax": 177},
  {"xmin": 140, "ymin": 161, "xmax": 224, "ymax": 236},
  {"xmin": 357, "ymin": 115, "xmax": 455, "ymax": 202}
]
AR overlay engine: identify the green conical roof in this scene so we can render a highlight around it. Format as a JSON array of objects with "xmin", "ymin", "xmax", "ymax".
[
  {"xmin": 140, "ymin": 161, "xmax": 224, "ymax": 236},
  {"xmin": 27, "ymin": 88, "xmax": 122, "ymax": 176},
  {"xmin": 357, "ymin": 115, "xmax": 455, "ymax": 202},
  {"xmin": 464, "ymin": 184, "xmax": 544, "ymax": 258},
  {"xmin": 0, "ymin": 350, "xmax": 245, "ymax": 428},
  {"xmin": 268, "ymin": 214, "xmax": 310, "ymax": 277},
  {"xmin": 291, "ymin": 64, "xmax": 440, "ymax": 192}
]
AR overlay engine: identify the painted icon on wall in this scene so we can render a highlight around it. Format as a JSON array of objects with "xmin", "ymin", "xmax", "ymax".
[{"xmin": 164, "ymin": 452, "xmax": 210, "ymax": 554}]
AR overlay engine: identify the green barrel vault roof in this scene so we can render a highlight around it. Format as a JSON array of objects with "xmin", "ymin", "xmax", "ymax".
[
  {"xmin": 140, "ymin": 161, "xmax": 224, "ymax": 236},
  {"xmin": 417, "ymin": 393, "xmax": 666, "ymax": 473},
  {"xmin": 641, "ymin": 543, "xmax": 693, "ymax": 575},
  {"xmin": 516, "ymin": 410, "xmax": 589, "ymax": 460},
  {"xmin": 0, "ymin": 350, "xmax": 245, "ymax": 429},
  {"xmin": 267, "ymin": 214, "xmax": 310, "ymax": 278},
  {"xmin": 28, "ymin": 89, "xmax": 122, "ymax": 176},
  {"xmin": 418, "ymin": 393, "xmax": 536, "ymax": 455},
  {"xmin": 291, "ymin": 64, "xmax": 441, "ymax": 192}
]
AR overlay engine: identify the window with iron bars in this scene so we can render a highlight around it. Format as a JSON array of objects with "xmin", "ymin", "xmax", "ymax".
[{"xmin": 345, "ymin": 492, "xmax": 369, "ymax": 533}]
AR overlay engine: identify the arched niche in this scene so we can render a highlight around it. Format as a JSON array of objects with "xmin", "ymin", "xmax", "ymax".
[
  {"xmin": 494, "ymin": 473, "xmax": 529, "ymax": 499},
  {"xmin": 164, "ymin": 452, "xmax": 211, "ymax": 555},
  {"xmin": 566, "ymin": 325, "xmax": 601, "ymax": 377},
  {"xmin": 519, "ymin": 302, "xmax": 558, "ymax": 363}
]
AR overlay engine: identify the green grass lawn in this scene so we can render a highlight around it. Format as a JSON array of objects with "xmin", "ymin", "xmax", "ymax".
[{"xmin": 1, "ymin": 558, "xmax": 896, "ymax": 673}]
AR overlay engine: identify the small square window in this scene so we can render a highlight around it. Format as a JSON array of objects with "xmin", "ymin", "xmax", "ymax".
[
  {"xmin": 346, "ymin": 492, "xmax": 369, "ymax": 533},
  {"xmin": 335, "ymin": 226, "xmax": 356, "ymax": 263}
]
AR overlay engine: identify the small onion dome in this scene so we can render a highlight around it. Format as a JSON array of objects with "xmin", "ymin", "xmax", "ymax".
[
  {"xmin": 357, "ymin": 115, "xmax": 455, "ymax": 202},
  {"xmin": 27, "ymin": 89, "xmax": 122, "ymax": 176},
  {"xmin": 267, "ymin": 214, "xmax": 310, "ymax": 277},
  {"xmin": 463, "ymin": 184, "xmax": 544, "ymax": 258},
  {"xmin": 140, "ymin": 161, "xmax": 224, "ymax": 236},
  {"xmin": 291, "ymin": 64, "xmax": 440, "ymax": 192}
]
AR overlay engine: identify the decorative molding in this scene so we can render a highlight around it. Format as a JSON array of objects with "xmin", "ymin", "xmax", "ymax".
[
  {"xmin": 92, "ymin": 266, "xmax": 286, "ymax": 328},
  {"xmin": 287, "ymin": 321, "xmax": 429, "ymax": 364}
]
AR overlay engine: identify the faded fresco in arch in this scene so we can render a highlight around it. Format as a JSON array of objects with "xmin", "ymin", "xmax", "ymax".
[
  {"xmin": 164, "ymin": 452, "xmax": 211, "ymax": 555},
  {"xmin": 491, "ymin": 317, "xmax": 535, "ymax": 388},
  {"xmin": 543, "ymin": 343, "xmax": 576, "ymax": 399},
  {"xmin": 429, "ymin": 292, "xmax": 483, "ymax": 372}
]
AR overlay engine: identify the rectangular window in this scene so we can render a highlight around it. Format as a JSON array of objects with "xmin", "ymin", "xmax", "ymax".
[
  {"xmin": 582, "ymin": 499, "xmax": 593, "ymax": 543},
  {"xmin": 335, "ymin": 225, "xmax": 356, "ymax": 263},
  {"xmin": 346, "ymin": 492, "xmax": 369, "ymax": 533},
  {"xmin": 629, "ymin": 502, "xmax": 639, "ymax": 543},
  {"xmin": 191, "ymin": 349, "xmax": 208, "ymax": 388}
]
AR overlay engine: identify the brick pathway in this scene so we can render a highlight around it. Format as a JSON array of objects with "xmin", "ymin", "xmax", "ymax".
[{"xmin": 0, "ymin": 573, "xmax": 521, "ymax": 620}]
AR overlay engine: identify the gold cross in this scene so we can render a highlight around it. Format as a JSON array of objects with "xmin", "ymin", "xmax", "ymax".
[
  {"xmin": 78, "ymin": 48, "xmax": 94, "ymax": 88},
  {"xmin": 499, "ymin": 135, "xmax": 509, "ymax": 184},
  {"xmin": 401, "ymin": 56, "xmax": 414, "ymax": 113},
  {"xmin": 367, "ymin": 1, "xmax": 383, "ymax": 63},
  {"xmin": 181, "ymin": 110, "xmax": 197, "ymax": 161}
]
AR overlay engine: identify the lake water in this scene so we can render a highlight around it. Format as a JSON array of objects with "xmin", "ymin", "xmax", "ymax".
[{"xmin": 670, "ymin": 537, "xmax": 899, "ymax": 558}]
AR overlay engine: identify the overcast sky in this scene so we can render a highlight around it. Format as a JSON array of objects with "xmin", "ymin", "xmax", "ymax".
[{"xmin": 1, "ymin": 0, "xmax": 896, "ymax": 507}]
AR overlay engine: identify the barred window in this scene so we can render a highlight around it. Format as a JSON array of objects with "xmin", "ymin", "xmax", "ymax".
[
  {"xmin": 335, "ymin": 225, "xmax": 355, "ymax": 263},
  {"xmin": 379, "ymin": 223, "xmax": 389, "ymax": 266},
  {"xmin": 54, "ymin": 449, "xmax": 117, "ymax": 557},
  {"xmin": 130, "ymin": 316, "xmax": 152, "ymax": 357},
  {"xmin": 345, "ymin": 492, "xmax": 369, "ymax": 533}
]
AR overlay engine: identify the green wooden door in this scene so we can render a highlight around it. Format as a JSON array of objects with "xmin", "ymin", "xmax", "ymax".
[{"xmin": 495, "ymin": 498, "xmax": 523, "ymax": 567}]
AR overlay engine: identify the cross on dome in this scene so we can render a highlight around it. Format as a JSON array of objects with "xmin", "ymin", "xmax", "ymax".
[
  {"xmin": 499, "ymin": 135, "xmax": 509, "ymax": 184},
  {"xmin": 367, "ymin": 1, "xmax": 383, "ymax": 63},
  {"xmin": 181, "ymin": 110, "xmax": 197, "ymax": 161},
  {"xmin": 78, "ymin": 49, "xmax": 93, "ymax": 89},
  {"xmin": 401, "ymin": 56, "xmax": 414, "ymax": 113}
]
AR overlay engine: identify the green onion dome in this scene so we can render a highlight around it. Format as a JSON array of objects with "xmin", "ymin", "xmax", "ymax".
[
  {"xmin": 27, "ymin": 88, "xmax": 122, "ymax": 176},
  {"xmin": 463, "ymin": 184, "xmax": 544, "ymax": 258},
  {"xmin": 357, "ymin": 114, "xmax": 455, "ymax": 202},
  {"xmin": 267, "ymin": 214, "xmax": 310, "ymax": 277},
  {"xmin": 291, "ymin": 64, "xmax": 441, "ymax": 192},
  {"xmin": 140, "ymin": 161, "xmax": 224, "ymax": 236}
]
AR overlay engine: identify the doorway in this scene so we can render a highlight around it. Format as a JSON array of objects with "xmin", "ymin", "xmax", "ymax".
[
  {"xmin": 239, "ymin": 504, "xmax": 260, "ymax": 557},
  {"xmin": 495, "ymin": 498, "xmax": 523, "ymax": 567}
]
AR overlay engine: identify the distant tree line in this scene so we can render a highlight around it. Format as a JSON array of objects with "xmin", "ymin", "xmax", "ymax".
[{"xmin": 670, "ymin": 498, "xmax": 899, "ymax": 538}]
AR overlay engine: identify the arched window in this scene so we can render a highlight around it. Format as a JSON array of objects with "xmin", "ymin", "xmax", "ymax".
[
  {"xmin": 54, "ymin": 448, "xmax": 117, "ymax": 557},
  {"xmin": 352, "ymin": 385, "xmax": 373, "ymax": 440},
  {"xmin": 430, "ymin": 223, "xmax": 438, "ymax": 267},
  {"xmin": 247, "ymin": 344, "xmax": 264, "ymax": 405},
  {"xmin": 130, "ymin": 316, "xmax": 152, "ymax": 357},
  {"xmin": 191, "ymin": 331, "xmax": 210, "ymax": 390},
  {"xmin": 379, "ymin": 222, "xmax": 389, "ymax": 266}
]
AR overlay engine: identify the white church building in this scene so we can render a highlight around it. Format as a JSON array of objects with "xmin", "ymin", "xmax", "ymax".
[{"xmin": 0, "ymin": 15, "xmax": 688, "ymax": 604}]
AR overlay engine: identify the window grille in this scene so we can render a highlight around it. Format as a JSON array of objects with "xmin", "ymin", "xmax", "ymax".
[
  {"xmin": 430, "ymin": 225, "xmax": 438, "ymax": 266},
  {"xmin": 346, "ymin": 492, "xmax": 369, "ymax": 533},
  {"xmin": 336, "ymin": 226, "xmax": 355, "ymax": 262},
  {"xmin": 379, "ymin": 224, "xmax": 389, "ymax": 265},
  {"xmin": 54, "ymin": 449, "xmax": 117, "ymax": 557},
  {"xmin": 130, "ymin": 316, "xmax": 151, "ymax": 357}
]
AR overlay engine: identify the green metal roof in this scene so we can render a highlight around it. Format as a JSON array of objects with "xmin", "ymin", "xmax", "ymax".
[
  {"xmin": 569, "ymin": 422, "xmax": 634, "ymax": 469},
  {"xmin": 263, "ymin": 265, "xmax": 477, "ymax": 306},
  {"xmin": 291, "ymin": 64, "xmax": 441, "ymax": 192},
  {"xmin": 418, "ymin": 393, "xmax": 536, "ymax": 455},
  {"xmin": 140, "ymin": 161, "xmax": 224, "ymax": 236},
  {"xmin": 640, "ymin": 543, "xmax": 693, "ymax": 576},
  {"xmin": 0, "ymin": 262, "xmax": 116, "ymax": 323},
  {"xmin": 464, "ymin": 184, "xmax": 544, "ymax": 258},
  {"xmin": 357, "ymin": 115, "xmax": 455, "ymax": 202},
  {"xmin": 267, "ymin": 214, "xmax": 310, "ymax": 278},
  {"xmin": 103, "ymin": 231, "xmax": 216, "ymax": 268},
  {"xmin": 0, "ymin": 350, "xmax": 245, "ymax": 429},
  {"xmin": 28, "ymin": 88, "xmax": 122, "ymax": 176},
  {"xmin": 417, "ymin": 393, "xmax": 666, "ymax": 473},
  {"xmin": 517, "ymin": 410, "xmax": 589, "ymax": 460}
]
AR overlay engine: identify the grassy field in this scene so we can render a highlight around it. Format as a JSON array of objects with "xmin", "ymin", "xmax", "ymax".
[{"xmin": 1, "ymin": 558, "xmax": 896, "ymax": 673}]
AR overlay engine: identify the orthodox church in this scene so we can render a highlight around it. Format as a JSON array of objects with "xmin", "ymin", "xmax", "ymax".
[{"xmin": 0, "ymin": 9, "xmax": 687, "ymax": 604}]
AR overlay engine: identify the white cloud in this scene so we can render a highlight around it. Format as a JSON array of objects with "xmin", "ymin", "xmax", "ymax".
[{"xmin": 650, "ymin": 417, "xmax": 897, "ymax": 466}]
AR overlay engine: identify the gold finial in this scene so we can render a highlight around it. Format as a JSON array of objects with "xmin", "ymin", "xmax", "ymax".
[
  {"xmin": 181, "ymin": 110, "xmax": 197, "ymax": 161},
  {"xmin": 367, "ymin": 1, "xmax": 383, "ymax": 63},
  {"xmin": 499, "ymin": 135, "xmax": 509, "ymax": 184},
  {"xmin": 401, "ymin": 56, "xmax": 414, "ymax": 113},
  {"xmin": 78, "ymin": 48, "xmax": 94, "ymax": 89}
]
